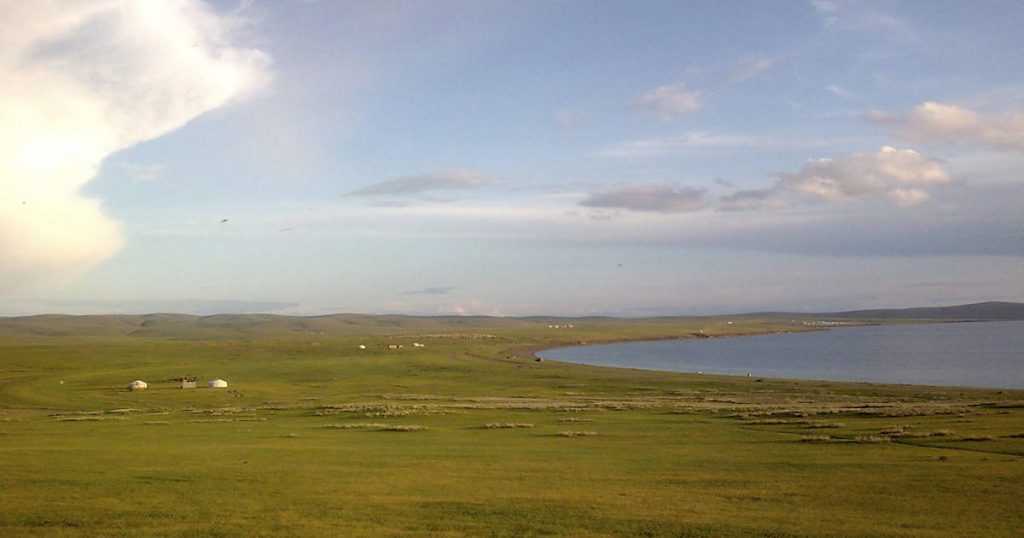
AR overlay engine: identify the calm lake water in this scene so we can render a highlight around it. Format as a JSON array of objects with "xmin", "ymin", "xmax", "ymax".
[{"xmin": 540, "ymin": 320, "xmax": 1024, "ymax": 389}]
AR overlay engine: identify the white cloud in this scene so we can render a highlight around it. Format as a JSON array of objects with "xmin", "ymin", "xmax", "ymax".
[
  {"xmin": 826, "ymin": 84, "xmax": 858, "ymax": 99},
  {"xmin": 0, "ymin": 0, "xmax": 269, "ymax": 290},
  {"xmin": 718, "ymin": 188, "xmax": 785, "ymax": 212},
  {"xmin": 596, "ymin": 132, "xmax": 768, "ymax": 159},
  {"xmin": 403, "ymin": 286, "xmax": 458, "ymax": 295},
  {"xmin": 350, "ymin": 170, "xmax": 500, "ymax": 196},
  {"xmin": 552, "ymin": 109, "xmax": 585, "ymax": 125},
  {"xmin": 728, "ymin": 55, "xmax": 780, "ymax": 83},
  {"xmin": 887, "ymin": 188, "xmax": 931, "ymax": 207},
  {"xmin": 118, "ymin": 163, "xmax": 165, "ymax": 182},
  {"xmin": 810, "ymin": 0, "xmax": 907, "ymax": 33},
  {"xmin": 630, "ymin": 84, "xmax": 702, "ymax": 121},
  {"xmin": 778, "ymin": 146, "xmax": 951, "ymax": 205},
  {"xmin": 580, "ymin": 184, "xmax": 707, "ymax": 213},
  {"xmin": 867, "ymin": 102, "xmax": 1024, "ymax": 152},
  {"xmin": 594, "ymin": 131, "xmax": 851, "ymax": 160}
]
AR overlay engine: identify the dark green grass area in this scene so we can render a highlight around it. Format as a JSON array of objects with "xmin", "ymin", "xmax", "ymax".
[{"xmin": 1, "ymin": 317, "xmax": 1022, "ymax": 536}]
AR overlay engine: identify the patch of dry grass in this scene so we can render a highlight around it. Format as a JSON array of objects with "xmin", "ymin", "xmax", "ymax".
[
  {"xmin": 323, "ymin": 423, "xmax": 389, "ymax": 429},
  {"xmin": 853, "ymin": 435, "xmax": 891, "ymax": 444},
  {"xmin": 322, "ymin": 423, "xmax": 425, "ymax": 431},
  {"xmin": 804, "ymin": 421, "xmax": 844, "ymax": 429}
]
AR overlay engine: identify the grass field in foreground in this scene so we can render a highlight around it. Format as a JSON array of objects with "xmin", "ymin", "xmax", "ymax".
[{"xmin": 0, "ymin": 317, "xmax": 1022, "ymax": 537}]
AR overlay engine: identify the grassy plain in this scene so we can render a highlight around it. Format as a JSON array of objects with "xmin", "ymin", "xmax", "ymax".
[{"xmin": 0, "ymin": 315, "xmax": 1022, "ymax": 536}]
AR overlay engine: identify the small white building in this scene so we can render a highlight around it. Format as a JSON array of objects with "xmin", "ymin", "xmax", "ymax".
[
  {"xmin": 208, "ymin": 378, "xmax": 228, "ymax": 388},
  {"xmin": 127, "ymin": 380, "xmax": 148, "ymax": 391}
]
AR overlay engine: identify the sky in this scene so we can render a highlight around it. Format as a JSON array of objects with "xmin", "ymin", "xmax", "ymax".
[{"xmin": 2, "ymin": 0, "xmax": 1022, "ymax": 317}]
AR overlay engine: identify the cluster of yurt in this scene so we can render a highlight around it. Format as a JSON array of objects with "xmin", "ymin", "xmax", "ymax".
[{"xmin": 127, "ymin": 378, "xmax": 228, "ymax": 391}]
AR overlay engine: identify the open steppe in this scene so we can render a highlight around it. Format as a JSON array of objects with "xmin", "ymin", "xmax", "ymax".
[{"xmin": 1, "ymin": 313, "xmax": 1022, "ymax": 536}]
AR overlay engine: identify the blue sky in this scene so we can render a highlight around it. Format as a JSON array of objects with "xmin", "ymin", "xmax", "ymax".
[{"xmin": 2, "ymin": 0, "xmax": 1022, "ymax": 316}]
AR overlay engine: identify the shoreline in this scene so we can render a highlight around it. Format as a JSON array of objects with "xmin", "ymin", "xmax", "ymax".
[{"xmin": 511, "ymin": 320, "xmax": 1024, "ymax": 393}]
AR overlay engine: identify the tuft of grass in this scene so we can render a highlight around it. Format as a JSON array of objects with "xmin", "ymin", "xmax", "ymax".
[
  {"xmin": 483, "ymin": 423, "xmax": 534, "ymax": 429},
  {"xmin": 800, "ymin": 435, "xmax": 831, "ymax": 442},
  {"xmin": 378, "ymin": 425, "xmax": 426, "ymax": 432},
  {"xmin": 556, "ymin": 431, "xmax": 598, "ymax": 437},
  {"xmin": 558, "ymin": 417, "xmax": 594, "ymax": 423},
  {"xmin": 954, "ymin": 435, "xmax": 995, "ymax": 442},
  {"xmin": 142, "ymin": 421, "xmax": 170, "ymax": 425},
  {"xmin": 323, "ymin": 423, "xmax": 425, "ymax": 431},
  {"xmin": 804, "ymin": 422, "xmax": 844, "ymax": 429},
  {"xmin": 854, "ymin": 435, "xmax": 891, "ymax": 444},
  {"xmin": 187, "ymin": 417, "xmax": 267, "ymax": 423},
  {"xmin": 748, "ymin": 419, "xmax": 806, "ymax": 425},
  {"xmin": 55, "ymin": 416, "xmax": 126, "ymax": 422},
  {"xmin": 323, "ymin": 423, "xmax": 388, "ymax": 429},
  {"xmin": 890, "ymin": 432, "xmax": 931, "ymax": 438}
]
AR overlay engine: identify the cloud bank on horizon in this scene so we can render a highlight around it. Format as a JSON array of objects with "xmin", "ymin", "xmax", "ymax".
[{"xmin": 0, "ymin": 0, "xmax": 267, "ymax": 290}]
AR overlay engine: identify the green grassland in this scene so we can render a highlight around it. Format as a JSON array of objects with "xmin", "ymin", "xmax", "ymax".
[{"xmin": 1, "ymin": 315, "xmax": 1022, "ymax": 536}]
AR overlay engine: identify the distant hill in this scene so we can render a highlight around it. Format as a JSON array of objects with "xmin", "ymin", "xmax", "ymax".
[
  {"xmin": 821, "ymin": 301, "xmax": 1024, "ymax": 321},
  {"xmin": 0, "ymin": 301, "xmax": 1020, "ymax": 339},
  {"xmin": 0, "ymin": 313, "xmax": 544, "ymax": 340}
]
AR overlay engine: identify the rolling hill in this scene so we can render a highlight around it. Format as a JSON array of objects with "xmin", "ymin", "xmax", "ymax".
[{"xmin": 0, "ymin": 301, "xmax": 1019, "ymax": 339}]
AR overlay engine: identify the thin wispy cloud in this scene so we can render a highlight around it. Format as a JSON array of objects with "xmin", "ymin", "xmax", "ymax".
[
  {"xmin": 630, "ymin": 84, "xmax": 703, "ymax": 121},
  {"xmin": 552, "ymin": 109, "xmax": 585, "ymax": 125},
  {"xmin": 0, "ymin": 0, "xmax": 269, "ymax": 291},
  {"xmin": 403, "ymin": 286, "xmax": 458, "ymax": 295},
  {"xmin": 594, "ymin": 131, "xmax": 844, "ymax": 159},
  {"xmin": 580, "ymin": 184, "xmax": 707, "ymax": 213},
  {"xmin": 118, "ymin": 163, "xmax": 165, "ymax": 182},
  {"xmin": 728, "ymin": 55, "xmax": 781, "ymax": 83},
  {"xmin": 718, "ymin": 188, "xmax": 784, "ymax": 212},
  {"xmin": 596, "ymin": 132, "xmax": 767, "ymax": 159},
  {"xmin": 350, "ymin": 170, "xmax": 500, "ymax": 197},
  {"xmin": 867, "ymin": 102, "xmax": 1024, "ymax": 152},
  {"xmin": 811, "ymin": 0, "xmax": 908, "ymax": 33},
  {"xmin": 827, "ymin": 84, "xmax": 858, "ymax": 99},
  {"xmin": 28, "ymin": 299, "xmax": 298, "ymax": 315}
]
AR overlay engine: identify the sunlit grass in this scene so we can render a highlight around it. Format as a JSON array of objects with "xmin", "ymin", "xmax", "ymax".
[{"xmin": 0, "ymin": 317, "xmax": 1022, "ymax": 536}]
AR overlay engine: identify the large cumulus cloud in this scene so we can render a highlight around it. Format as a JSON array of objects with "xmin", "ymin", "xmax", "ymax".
[
  {"xmin": 867, "ymin": 102, "xmax": 1024, "ymax": 152},
  {"xmin": 0, "ymin": 0, "xmax": 269, "ymax": 289},
  {"xmin": 778, "ymin": 146, "xmax": 951, "ymax": 206}
]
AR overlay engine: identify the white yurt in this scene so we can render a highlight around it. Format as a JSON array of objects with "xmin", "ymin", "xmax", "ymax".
[
  {"xmin": 127, "ymin": 380, "xmax": 148, "ymax": 391},
  {"xmin": 208, "ymin": 378, "xmax": 228, "ymax": 388}
]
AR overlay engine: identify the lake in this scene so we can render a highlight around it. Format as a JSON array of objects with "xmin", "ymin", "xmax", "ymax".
[{"xmin": 539, "ymin": 320, "xmax": 1024, "ymax": 389}]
